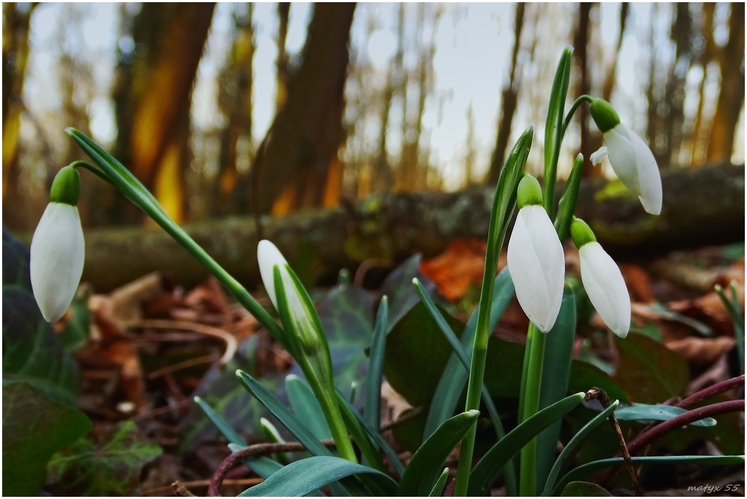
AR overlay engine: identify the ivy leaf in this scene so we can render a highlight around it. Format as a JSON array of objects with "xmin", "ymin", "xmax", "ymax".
[
  {"xmin": 3, "ymin": 381, "xmax": 92, "ymax": 496},
  {"xmin": 2, "ymin": 230, "xmax": 81, "ymax": 407},
  {"xmin": 47, "ymin": 421, "xmax": 162, "ymax": 496}
]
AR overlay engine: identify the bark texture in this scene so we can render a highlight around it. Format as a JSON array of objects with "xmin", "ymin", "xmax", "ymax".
[{"xmin": 13, "ymin": 163, "xmax": 742, "ymax": 293}]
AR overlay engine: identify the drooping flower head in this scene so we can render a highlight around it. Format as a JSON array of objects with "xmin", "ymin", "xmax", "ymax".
[
  {"xmin": 571, "ymin": 217, "xmax": 631, "ymax": 338},
  {"xmin": 30, "ymin": 164, "xmax": 85, "ymax": 322},
  {"xmin": 589, "ymin": 98, "xmax": 663, "ymax": 216},
  {"xmin": 507, "ymin": 175, "xmax": 565, "ymax": 333}
]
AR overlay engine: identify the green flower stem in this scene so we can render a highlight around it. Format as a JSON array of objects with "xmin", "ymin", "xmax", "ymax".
[
  {"xmin": 518, "ymin": 323, "xmax": 546, "ymax": 496},
  {"xmin": 561, "ymin": 94, "xmax": 594, "ymax": 137},
  {"xmin": 453, "ymin": 126, "xmax": 533, "ymax": 497},
  {"xmin": 67, "ymin": 129, "xmax": 288, "ymax": 349}
]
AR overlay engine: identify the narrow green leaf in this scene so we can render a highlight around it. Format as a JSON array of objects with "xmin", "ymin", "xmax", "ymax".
[
  {"xmin": 238, "ymin": 456, "xmax": 398, "ymax": 497},
  {"xmin": 469, "ymin": 393, "xmax": 585, "ymax": 496},
  {"xmin": 429, "ymin": 468, "xmax": 450, "ymax": 497},
  {"xmin": 414, "ymin": 274, "xmax": 517, "ymax": 493},
  {"xmin": 236, "ymin": 370, "xmax": 365, "ymax": 496},
  {"xmin": 336, "ymin": 396, "xmax": 388, "ymax": 473},
  {"xmin": 398, "ymin": 410, "xmax": 480, "ymax": 496},
  {"xmin": 551, "ymin": 455, "xmax": 745, "ymax": 496},
  {"xmin": 553, "ymin": 154, "xmax": 584, "ymax": 240},
  {"xmin": 365, "ymin": 295, "xmax": 388, "ymax": 431},
  {"xmin": 543, "ymin": 47, "xmax": 573, "ymax": 217},
  {"xmin": 561, "ymin": 481, "xmax": 612, "ymax": 496},
  {"xmin": 536, "ymin": 287, "xmax": 576, "ymax": 491},
  {"xmin": 424, "ymin": 269, "xmax": 514, "ymax": 437},
  {"xmin": 193, "ymin": 396, "xmax": 282, "ymax": 479},
  {"xmin": 3, "ymin": 382, "xmax": 92, "ymax": 496},
  {"xmin": 542, "ymin": 400, "xmax": 619, "ymax": 496},
  {"xmin": 614, "ymin": 403, "xmax": 717, "ymax": 427},
  {"xmin": 336, "ymin": 391, "xmax": 406, "ymax": 477},
  {"xmin": 236, "ymin": 370, "xmax": 330, "ymax": 457},
  {"xmin": 286, "ymin": 375, "xmax": 333, "ymax": 440},
  {"xmin": 259, "ymin": 418, "xmax": 290, "ymax": 465}
]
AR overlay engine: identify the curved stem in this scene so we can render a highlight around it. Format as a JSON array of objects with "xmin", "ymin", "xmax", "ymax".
[
  {"xmin": 209, "ymin": 440, "xmax": 335, "ymax": 496},
  {"xmin": 676, "ymin": 375, "xmax": 745, "ymax": 409},
  {"xmin": 561, "ymin": 94, "xmax": 594, "ymax": 137},
  {"xmin": 598, "ymin": 399, "xmax": 745, "ymax": 486}
]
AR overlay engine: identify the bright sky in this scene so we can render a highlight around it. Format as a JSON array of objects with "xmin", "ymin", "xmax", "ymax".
[{"xmin": 20, "ymin": 3, "xmax": 744, "ymax": 191}]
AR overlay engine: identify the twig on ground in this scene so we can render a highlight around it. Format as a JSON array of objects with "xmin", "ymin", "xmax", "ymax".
[{"xmin": 585, "ymin": 387, "xmax": 644, "ymax": 496}]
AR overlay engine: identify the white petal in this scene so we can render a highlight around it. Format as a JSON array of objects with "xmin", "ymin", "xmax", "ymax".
[
  {"xmin": 30, "ymin": 203, "xmax": 85, "ymax": 322},
  {"xmin": 507, "ymin": 205, "xmax": 565, "ymax": 332},
  {"xmin": 627, "ymin": 127, "xmax": 663, "ymax": 215},
  {"xmin": 257, "ymin": 240, "xmax": 289, "ymax": 310},
  {"xmin": 604, "ymin": 126, "xmax": 641, "ymax": 196},
  {"xmin": 578, "ymin": 242, "xmax": 631, "ymax": 338},
  {"xmin": 590, "ymin": 146, "xmax": 608, "ymax": 166}
]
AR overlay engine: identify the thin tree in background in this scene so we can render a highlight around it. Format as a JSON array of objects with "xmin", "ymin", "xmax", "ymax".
[
  {"xmin": 373, "ymin": 3, "xmax": 405, "ymax": 194},
  {"xmin": 464, "ymin": 102, "xmax": 477, "ymax": 187},
  {"xmin": 706, "ymin": 3, "xmax": 744, "ymax": 162},
  {"xmin": 251, "ymin": 3, "xmax": 357, "ymax": 215},
  {"xmin": 275, "ymin": 3, "xmax": 290, "ymax": 112},
  {"xmin": 106, "ymin": 3, "xmax": 215, "ymax": 226},
  {"xmin": 601, "ymin": 3, "xmax": 628, "ymax": 102},
  {"xmin": 574, "ymin": 2, "xmax": 599, "ymax": 178},
  {"xmin": 487, "ymin": 2, "xmax": 525, "ymax": 184},
  {"xmin": 215, "ymin": 4, "xmax": 255, "ymax": 217},
  {"xmin": 662, "ymin": 3, "xmax": 692, "ymax": 168},
  {"xmin": 2, "ymin": 3, "xmax": 36, "ymax": 231}
]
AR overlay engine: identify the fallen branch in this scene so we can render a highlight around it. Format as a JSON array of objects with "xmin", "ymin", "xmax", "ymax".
[{"xmin": 12, "ymin": 162, "xmax": 740, "ymax": 292}]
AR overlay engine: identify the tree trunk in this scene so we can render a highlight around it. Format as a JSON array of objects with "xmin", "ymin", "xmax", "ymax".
[
  {"xmin": 601, "ymin": 3, "xmax": 628, "ymax": 102},
  {"xmin": 275, "ymin": 3, "xmax": 290, "ymax": 112},
  {"xmin": 251, "ymin": 3, "xmax": 356, "ymax": 215},
  {"xmin": 105, "ymin": 3, "xmax": 215, "ymax": 226},
  {"xmin": 2, "ymin": 3, "xmax": 36, "ymax": 232},
  {"xmin": 487, "ymin": 2, "xmax": 525, "ymax": 185},
  {"xmin": 19, "ymin": 162, "xmax": 741, "ymax": 293},
  {"xmin": 574, "ymin": 3, "xmax": 601, "ymax": 178},
  {"xmin": 215, "ymin": 5, "xmax": 255, "ymax": 217},
  {"xmin": 707, "ymin": 3, "xmax": 745, "ymax": 162}
]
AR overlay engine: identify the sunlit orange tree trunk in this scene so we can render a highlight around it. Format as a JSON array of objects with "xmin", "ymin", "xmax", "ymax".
[
  {"xmin": 93, "ymin": 3, "xmax": 215, "ymax": 226},
  {"xmin": 251, "ymin": 3, "xmax": 357, "ymax": 216},
  {"xmin": 2, "ymin": 3, "xmax": 36, "ymax": 231}
]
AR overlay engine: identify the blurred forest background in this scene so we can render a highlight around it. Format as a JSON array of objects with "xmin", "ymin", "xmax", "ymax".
[{"xmin": 2, "ymin": 2, "xmax": 745, "ymax": 233}]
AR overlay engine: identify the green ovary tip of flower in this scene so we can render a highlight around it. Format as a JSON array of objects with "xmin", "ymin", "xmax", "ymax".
[
  {"xmin": 570, "ymin": 217, "xmax": 596, "ymax": 248},
  {"xmin": 516, "ymin": 174, "xmax": 544, "ymax": 208},
  {"xmin": 49, "ymin": 164, "xmax": 81, "ymax": 205},
  {"xmin": 589, "ymin": 98, "xmax": 620, "ymax": 134}
]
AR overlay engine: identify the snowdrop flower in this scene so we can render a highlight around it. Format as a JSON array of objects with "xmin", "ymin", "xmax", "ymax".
[
  {"xmin": 571, "ymin": 218, "xmax": 631, "ymax": 338},
  {"xmin": 589, "ymin": 98, "xmax": 662, "ymax": 216},
  {"xmin": 507, "ymin": 175, "xmax": 565, "ymax": 333},
  {"xmin": 257, "ymin": 240, "xmax": 326, "ymax": 356},
  {"xmin": 30, "ymin": 165, "xmax": 85, "ymax": 322}
]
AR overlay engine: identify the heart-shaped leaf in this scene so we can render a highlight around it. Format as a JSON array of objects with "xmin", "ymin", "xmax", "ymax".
[
  {"xmin": 3, "ymin": 381, "xmax": 92, "ymax": 496},
  {"xmin": 46, "ymin": 421, "xmax": 162, "ymax": 496}
]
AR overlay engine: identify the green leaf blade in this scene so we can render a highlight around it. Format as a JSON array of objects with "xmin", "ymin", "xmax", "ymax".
[
  {"xmin": 536, "ymin": 287, "xmax": 576, "ymax": 491},
  {"xmin": 469, "ymin": 392, "xmax": 585, "ymax": 496},
  {"xmin": 398, "ymin": 409, "xmax": 480, "ymax": 496},
  {"xmin": 238, "ymin": 456, "xmax": 398, "ymax": 497}
]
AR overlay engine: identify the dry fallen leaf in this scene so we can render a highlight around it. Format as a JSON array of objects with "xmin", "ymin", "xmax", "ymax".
[{"xmin": 420, "ymin": 239, "xmax": 487, "ymax": 301}]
